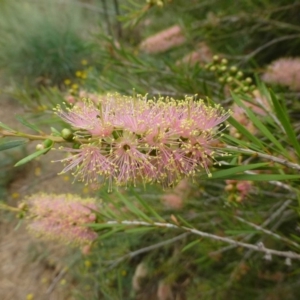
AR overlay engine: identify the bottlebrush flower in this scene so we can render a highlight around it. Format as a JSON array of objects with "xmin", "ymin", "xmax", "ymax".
[
  {"xmin": 139, "ymin": 25, "xmax": 186, "ymax": 54},
  {"xmin": 56, "ymin": 93, "xmax": 230, "ymax": 189},
  {"xmin": 56, "ymin": 97, "xmax": 115, "ymax": 138},
  {"xmin": 58, "ymin": 144, "xmax": 114, "ymax": 186},
  {"xmin": 108, "ymin": 132, "xmax": 156, "ymax": 187},
  {"xmin": 262, "ymin": 57, "xmax": 300, "ymax": 91},
  {"xmin": 25, "ymin": 193, "xmax": 98, "ymax": 246}
]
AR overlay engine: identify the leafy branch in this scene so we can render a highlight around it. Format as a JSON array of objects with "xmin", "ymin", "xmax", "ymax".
[{"xmin": 94, "ymin": 219, "xmax": 300, "ymax": 260}]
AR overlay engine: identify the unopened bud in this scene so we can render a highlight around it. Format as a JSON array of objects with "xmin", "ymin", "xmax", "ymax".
[
  {"xmin": 221, "ymin": 58, "xmax": 228, "ymax": 65},
  {"xmin": 245, "ymin": 77, "xmax": 252, "ymax": 84},
  {"xmin": 230, "ymin": 66, "xmax": 238, "ymax": 74},
  {"xmin": 43, "ymin": 139, "xmax": 53, "ymax": 148},
  {"xmin": 219, "ymin": 65, "xmax": 227, "ymax": 72},
  {"xmin": 36, "ymin": 144, "xmax": 44, "ymax": 151},
  {"xmin": 226, "ymin": 76, "xmax": 233, "ymax": 83},
  {"xmin": 236, "ymin": 71, "xmax": 243, "ymax": 79},
  {"xmin": 61, "ymin": 128, "xmax": 74, "ymax": 141},
  {"xmin": 213, "ymin": 55, "xmax": 220, "ymax": 62}
]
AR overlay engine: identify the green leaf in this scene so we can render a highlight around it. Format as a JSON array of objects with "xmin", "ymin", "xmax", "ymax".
[
  {"xmin": 225, "ymin": 230, "xmax": 257, "ymax": 235},
  {"xmin": 97, "ymin": 228, "xmax": 123, "ymax": 240},
  {"xmin": 222, "ymin": 133, "xmax": 258, "ymax": 149},
  {"xmin": 130, "ymin": 188, "xmax": 165, "ymax": 222},
  {"xmin": 227, "ymin": 117, "xmax": 264, "ymax": 149},
  {"xmin": 181, "ymin": 239, "xmax": 201, "ymax": 252},
  {"xmin": 176, "ymin": 215, "xmax": 194, "ymax": 228},
  {"xmin": 50, "ymin": 127, "xmax": 61, "ymax": 136},
  {"xmin": 209, "ymin": 163, "xmax": 269, "ymax": 179},
  {"xmin": 227, "ymin": 174, "xmax": 300, "ymax": 181},
  {"xmin": 125, "ymin": 227, "xmax": 155, "ymax": 234},
  {"xmin": 0, "ymin": 139, "xmax": 28, "ymax": 151},
  {"xmin": 269, "ymin": 90, "xmax": 300, "ymax": 158},
  {"xmin": 14, "ymin": 147, "xmax": 52, "ymax": 167},
  {"xmin": 231, "ymin": 93, "xmax": 288, "ymax": 155},
  {"xmin": 0, "ymin": 122, "xmax": 14, "ymax": 131},
  {"xmin": 15, "ymin": 115, "xmax": 41, "ymax": 133},
  {"xmin": 115, "ymin": 190, "xmax": 153, "ymax": 223}
]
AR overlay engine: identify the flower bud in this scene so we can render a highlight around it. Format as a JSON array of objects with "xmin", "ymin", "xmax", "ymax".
[
  {"xmin": 61, "ymin": 128, "xmax": 74, "ymax": 141},
  {"xmin": 221, "ymin": 58, "xmax": 228, "ymax": 65},
  {"xmin": 219, "ymin": 65, "xmax": 227, "ymax": 72},
  {"xmin": 236, "ymin": 71, "xmax": 243, "ymax": 79},
  {"xmin": 36, "ymin": 144, "xmax": 44, "ymax": 151},
  {"xmin": 230, "ymin": 66, "xmax": 238, "ymax": 74},
  {"xmin": 73, "ymin": 143, "xmax": 81, "ymax": 149},
  {"xmin": 226, "ymin": 76, "xmax": 233, "ymax": 83},
  {"xmin": 43, "ymin": 139, "xmax": 53, "ymax": 148},
  {"xmin": 245, "ymin": 77, "xmax": 252, "ymax": 84},
  {"xmin": 218, "ymin": 77, "xmax": 225, "ymax": 83},
  {"xmin": 213, "ymin": 55, "xmax": 220, "ymax": 62}
]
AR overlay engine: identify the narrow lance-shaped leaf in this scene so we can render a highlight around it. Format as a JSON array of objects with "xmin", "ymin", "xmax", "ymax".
[
  {"xmin": 226, "ymin": 117, "xmax": 264, "ymax": 150},
  {"xmin": 209, "ymin": 163, "xmax": 269, "ymax": 179},
  {"xmin": 226, "ymin": 174, "xmax": 300, "ymax": 181},
  {"xmin": 14, "ymin": 147, "xmax": 52, "ymax": 167},
  {"xmin": 222, "ymin": 133, "xmax": 260, "ymax": 150},
  {"xmin": 115, "ymin": 189, "xmax": 153, "ymax": 223},
  {"xmin": 181, "ymin": 239, "xmax": 201, "ymax": 253},
  {"xmin": 51, "ymin": 127, "xmax": 62, "ymax": 136},
  {"xmin": 130, "ymin": 188, "xmax": 165, "ymax": 222},
  {"xmin": 231, "ymin": 92, "xmax": 288, "ymax": 156},
  {"xmin": 0, "ymin": 139, "xmax": 28, "ymax": 151},
  {"xmin": 269, "ymin": 89, "xmax": 300, "ymax": 158},
  {"xmin": 0, "ymin": 122, "xmax": 14, "ymax": 131},
  {"xmin": 15, "ymin": 115, "xmax": 41, "ymax": 133}
]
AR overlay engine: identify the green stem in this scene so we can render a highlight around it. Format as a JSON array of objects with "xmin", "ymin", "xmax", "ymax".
[
  {"xmin": 1, "ymin": 130, "xmax": 65, "ymax": 143},
  {"xmin": 226, "ymin": 145, "xmax": 300, "ymax": 171}
]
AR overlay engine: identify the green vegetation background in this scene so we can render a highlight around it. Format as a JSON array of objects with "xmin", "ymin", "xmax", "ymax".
[{"xmin": 0, "ymin": 0, "xmax": 300, "ymax": 299}]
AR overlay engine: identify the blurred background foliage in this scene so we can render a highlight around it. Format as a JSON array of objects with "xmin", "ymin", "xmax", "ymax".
[{"xmin": 1, "ymin": 0, "xmax": 300, "ymax": 299}]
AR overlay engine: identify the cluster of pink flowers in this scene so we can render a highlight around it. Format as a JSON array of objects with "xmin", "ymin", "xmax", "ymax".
[
  {"xmin": 262, "ymin": 57, "xmax": 300, "ymax": 91},
  {"xmin": 139, "ymin": 25, "xmax": 186, "ymax": 54},
  {"xmin": 26, "ymin": 193, "xmax": 98, "ymax": 245},
  {"xmin": 56, "ymin": 93, "xmax": 229, "ymax": 190}
]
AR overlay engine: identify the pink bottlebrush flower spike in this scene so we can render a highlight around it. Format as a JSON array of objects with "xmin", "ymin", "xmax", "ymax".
[
  {"xmin": 26, "ymin": 193, "xmax": 98, "ymax": 246},
  {"xmin": 55, "ymin": 93, "xmax": 230, "ymax": 190},
  {"xmin": 262, "ymin": 57, "xmax": 300, "ymax": 91},
  {"xmin": 139, "ymin": 25, "xmax": 186, "ymax": 54}
]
